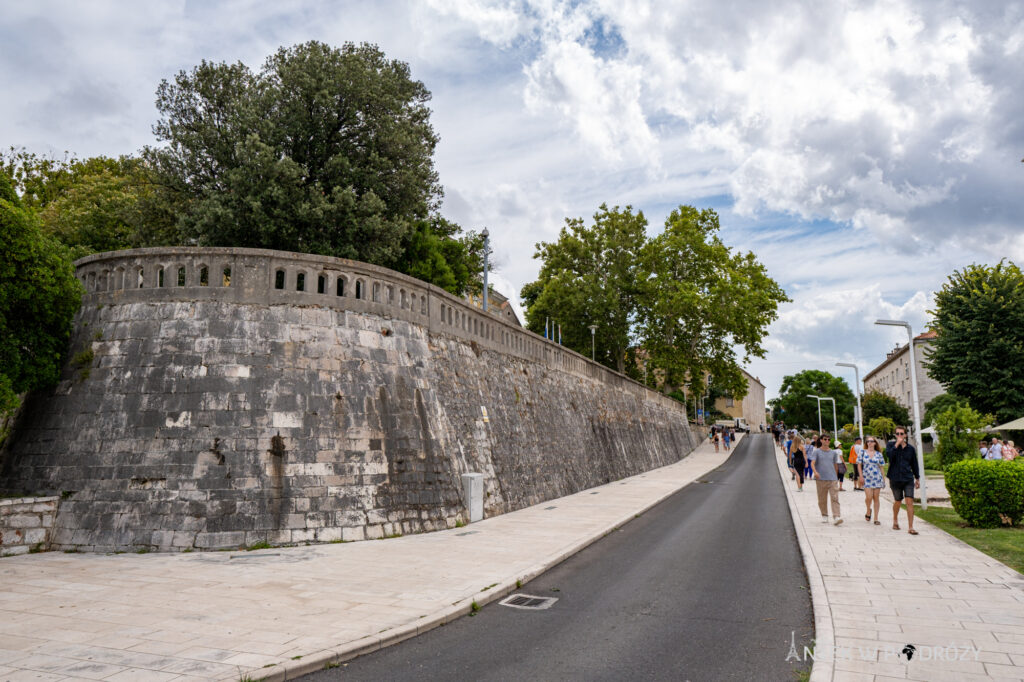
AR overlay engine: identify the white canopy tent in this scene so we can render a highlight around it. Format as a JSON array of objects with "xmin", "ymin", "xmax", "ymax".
[{"xmin": 994, "ymin": 416, "xmax": 1024, "ymax": 431}]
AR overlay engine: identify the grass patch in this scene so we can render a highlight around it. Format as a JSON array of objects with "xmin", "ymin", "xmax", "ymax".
[
  {"xmin": 246, "ymin": 541, "xmax": 272, "ymax": 551},
  {"xmin": 470, "ymin": 600, "xmax": 480, "ymax": 613},
  {"xmin": 481, "ymin": 583, "xmax": 498, "ymax": 591},
  {"xmin": 454, "ymin": 519, "xmax": 466, "ymax": 528},
  {"xmin": 917, "ymin": 506, "xmax": 1024, "ymax": 574},
  {"xmin": 323, "ymin": 661, "xmax": 340, "ymax": 669},
  {"xmin": 515, "ymin": 579, "xmax": 522, "ymax": 589}
]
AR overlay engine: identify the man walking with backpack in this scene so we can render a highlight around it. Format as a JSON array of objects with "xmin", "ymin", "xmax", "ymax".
[{"xmin": 887, "ymin": 426, "xmax": 921, "ymax": 535}]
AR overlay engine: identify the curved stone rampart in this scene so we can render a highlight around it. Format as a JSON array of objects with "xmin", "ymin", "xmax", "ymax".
[{"xmin": 1, "ymin": 247, "xmax": 700, "ymax": 551}]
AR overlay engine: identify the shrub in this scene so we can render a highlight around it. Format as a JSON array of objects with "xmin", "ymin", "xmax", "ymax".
[
  {"xmin": 934, "ymin": 402, "xmax": 992, "ymax": 467},
  {"xmin": 945, "ymin": 459, "xmax": 1024, "ymax": 528}
]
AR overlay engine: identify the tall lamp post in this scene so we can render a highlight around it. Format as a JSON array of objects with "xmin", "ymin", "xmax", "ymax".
[
  {"xmin": 874, "ymin": 319, "xmax": 927, "ymax": 510},
  {"xmin": 807, "ymin": 394, "xmax": 824, "ymax": 434},
  {"xmin": 481, "ymin": 228, "xmax": 490, "ymax": 312},
  {"xmin": 588, "ymin": 324, "xmax": 597, "ymax": 361},
  {"xmin": 836, "ymin": 362, "xmax": 864, "ymax": 442},
  {"xmin": 820, "ymin": 396, "xmax": 838, "ymax": 439}
]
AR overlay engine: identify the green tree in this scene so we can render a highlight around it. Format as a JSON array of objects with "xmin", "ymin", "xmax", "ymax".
[
  {"xmin": 2, "ymin": 148, "xmax": 180, "ymax": 256},
  {"xmin": 775, "ymin": 370, "xmax": 856, "ymax": 432},
  {"xmin": 392, "ymin": 218, "xmax": 485, "ymax": 296},
  {"xmin": 637, "ymin": 206, "xmax": 788, "ymax": 397},
  {"xmin": 934, "ymin": 402, "xmax": 993, "ymax": 467},
  {"xmin": 867, "ymin": 417, "xmax": 897, "ymax": 441},
  {"xmin": 0, "ymin": 172, "xmax": 83, "ymax": 417},
  {"xmin": 521, "ymin": 204, "xmax": 647, "ymax": 372},
  {"xmin": 927, "ymin": 262, "xmax": 1024, "ymax": 424},
  {"xmin": 923, "ymin": 393, "xmax": 965, "ymax": 427},
  {"xmin": 860, "ymin": 389, "xmax": 910, "ymax": 427},
  {"xmin": 145, "ymin": 41, "xmax": 444, "ymax": 268}
]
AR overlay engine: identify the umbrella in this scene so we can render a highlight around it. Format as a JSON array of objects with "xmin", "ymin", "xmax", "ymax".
[{"xmin": 994, "ymin": 416, "xmax": 1024, "ymax": 430}]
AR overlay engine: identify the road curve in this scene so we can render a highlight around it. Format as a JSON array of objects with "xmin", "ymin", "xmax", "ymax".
[{"xmin": 304, "ymin": 433, "xmax": 812, "ymax": 681}]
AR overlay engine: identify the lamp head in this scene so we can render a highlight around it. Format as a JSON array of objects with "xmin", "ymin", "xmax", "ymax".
[
  {"xmin": 874, "ymin": 319, "xmax": 909, "ymax": 328},
  {"xmin": 481, "ymin": 227, "xmax": 489, "ymax": 238}
]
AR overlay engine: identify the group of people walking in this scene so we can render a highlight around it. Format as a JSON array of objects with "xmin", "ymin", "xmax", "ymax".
[
  {"xmin": 775, "ymin": 426, "xmax": 921, "ymax": 534},
  {"xmin": 981, "ymin": 437, "xmax": 1018, "ymax": 460},
  {"xmin": 709, "ymin": 424, "xmax": 735, "ymax": 453}
]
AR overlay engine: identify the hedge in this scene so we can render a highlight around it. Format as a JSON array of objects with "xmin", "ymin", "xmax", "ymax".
[{"xmin": 945, "ymin": 459, "xmax": 1024, "ymax": 528}]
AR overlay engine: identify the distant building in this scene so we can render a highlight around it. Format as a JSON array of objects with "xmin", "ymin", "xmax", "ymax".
[
  {"xmin": 863, "ymin": 330, "xmax": 942, "ymax": 423},
  {"xmin": 465, "ymin": 288, "xmax": 522, "ymax": 327},
  {"xmin": 714, "ymin": 368, "xmax": 767, "ymax": 430}
]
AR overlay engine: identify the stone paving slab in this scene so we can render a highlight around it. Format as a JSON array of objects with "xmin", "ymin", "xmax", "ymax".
[
  {"xmin": 0, "ymin": 434, "xmax": 738, "ymax": 681},
  {"xmin": 774, "ymin": 442, "xmax": 1024, "ymax": 682}
]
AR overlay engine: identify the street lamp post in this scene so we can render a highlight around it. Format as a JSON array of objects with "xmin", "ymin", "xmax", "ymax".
[
  {"xmin": 481, "ymin": 228, "xmax": 490, "ymax": 312},
  {"xmin": 807, "ymin": 394, "xmax": 823, "ymax": 434},
  {"xmin": 588, "ymin": 324, "xmax": 597, "ymax": 361},
  {"xmin": 874, "ymin": 319, "xmax": 927, "ymax": 510},
  {"xmin": 820, "ymin": 396, "xmax": 838, "ymax": 439},
  {"xmin": 836, "ymin": 362, "xmax": 864, "ymax": 442}
]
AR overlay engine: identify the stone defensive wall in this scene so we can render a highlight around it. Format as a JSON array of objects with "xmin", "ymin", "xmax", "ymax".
[{"xmin": 0, "ymin": 247, "xmax": 702, "ymax": 552}]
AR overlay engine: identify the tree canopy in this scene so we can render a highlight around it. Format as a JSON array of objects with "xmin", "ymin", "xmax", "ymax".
[
  {"xmin": 774, "ymin": 369, "xmax": 856, "ymax": 432},
  {"xmin": 637, "ymin": 206, "xmax": 787, "ymax": 398},
  {"xmin": 520, "ymin": 204, "xmax": 787, "ymax": 393},
  {"xmin": 145, "ymin": 41, "xmax": 440, "ymax": 264},
  {"xmin": 860, "ymin": 389, "xmax": 910, "ymax": 427},
  {"xmin": 923, "ymin": 393, "xmax": 965, "ymax": 427},
  {"xmin": 926, "ymin": 262, "xmax": 1024, "ymax": 424},
  {"xmin": 0, "ymin": 171, "xmax": 82, "ymax": 415},
  {"xmin": 934, "ymin": 401, "xmax": 992, "ymax": 467},
  {"xmin": 521, "ymin": 204, "xmax": 646, "ymax": 372},
  {"xmin": 2, "ymin": 148, "xmax": 178, "ymax": 257}
]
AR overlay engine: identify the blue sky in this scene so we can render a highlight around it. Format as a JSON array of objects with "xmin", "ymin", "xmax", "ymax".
[{"xmin": 3, "ymin": 0, "xmax": 1023, "ymax": 399}]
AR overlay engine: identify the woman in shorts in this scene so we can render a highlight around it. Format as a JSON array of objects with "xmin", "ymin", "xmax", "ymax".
[{"xmin": 858, "ymin": 437, "xmax": 885, "ymax": 524}]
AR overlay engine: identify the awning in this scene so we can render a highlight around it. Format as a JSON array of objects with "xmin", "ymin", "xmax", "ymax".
[{"xmin": 994, "ymin": 416, "xmax": 1024, "ymax": 430}]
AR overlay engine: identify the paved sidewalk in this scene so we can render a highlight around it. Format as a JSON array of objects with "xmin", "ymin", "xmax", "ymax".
[
  {"xmin": 0, "ymin": 433, "xmax": 737, "ymax": 682},
  {"xmin": 774, "ymin": 442, "xmax": 1024, "ymax": 682}
]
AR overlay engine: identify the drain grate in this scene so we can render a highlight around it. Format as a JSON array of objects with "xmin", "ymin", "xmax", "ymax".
[
  {"xmin": 500, "ymin": 593, "xmax": 558, "ymax": 610},
  {"xmin": 544, "ymin": 506, "xmax": 557, "ymax": 510}
]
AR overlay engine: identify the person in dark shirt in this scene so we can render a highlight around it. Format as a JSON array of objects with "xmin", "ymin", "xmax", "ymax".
[{"xmin": 886, "ymin": 426, "xmax": 921, "ymax": 535}]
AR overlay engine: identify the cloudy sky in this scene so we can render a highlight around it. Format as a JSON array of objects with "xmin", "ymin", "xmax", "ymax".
[{"xmin": 3, "ymin": 0, "xmax": 1023, "ymax": 399}]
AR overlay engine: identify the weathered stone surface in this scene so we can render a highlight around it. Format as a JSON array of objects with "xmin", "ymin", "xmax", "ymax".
[{"xmin": 0, "ymin": 247, "xmax": 701, "ymax": 552}]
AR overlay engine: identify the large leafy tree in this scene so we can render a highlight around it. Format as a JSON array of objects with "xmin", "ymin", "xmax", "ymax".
[
  {"xmin": 775, "ymin": 370, "xmax": 856, "ymax": 432},
  {"xmin": 145, "ymin": 41, "xmax": 442, "ymax": 267},
  {"xmin": 637, "ymin": 206, "xmax": 788, "ymax": 398},
  {"xmin": 860, "ymin": 389, "xmax": 910, "ymax": 427},
  {"xmin": 0, "ymin": 172, "xmax": 82, "ymax": 417},
  {"xmin": 2, "ymin": 148, "xmax": 179, "ymax": 256},
  {"xmin": 927, "ymin": 262, "xmax": 1024, "ymax": 424},
  {"xmin": 521, "ymin": 204, "xmax": 647, "ymax": 372}
]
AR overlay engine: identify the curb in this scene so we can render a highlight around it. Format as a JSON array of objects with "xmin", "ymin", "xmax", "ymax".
[
  {"xmin": 239, "ymin": 436, "xmax": 740, "ymax": 681},
  {"xmin": 772, "ymin": 442, "xmax": 834, "ymax": 682}
]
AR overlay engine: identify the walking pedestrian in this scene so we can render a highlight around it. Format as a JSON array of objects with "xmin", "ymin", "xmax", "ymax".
[
  {"xmin": 849, "ymin": 438, "xmax": 863, "ymax": 490},
  {"xmin": 986, "ymin": 437, "xmax": 1003, "ymax": 460},
  {"xmin": 1005, "ymin": 441, "xmax": 1018, "ymax": 460},
  {"xmin": 791, "ymin": 435, "xmax": 806, "ymax": 492},
  {"xmin": 979, "ymin": 439, "xmax": 989, "ymax": 458},
  {"xmin": 712, "ymin": 428, "xmax": 720, "ymax": 453},
  {"xmin": 804, "ymin": 434, "xmax": 814, "ymax": 482},
  {"xmin": 723, "ymin": 428, "xmax": 731, "ymax": 451},
  {"xmin": 858, "ymin": 436, "xmax": 885, "ymax": 524},
  {"xmin": 809, "ymin": 435, "xmax": 842, "ymax": 525},
  {"xmin": 887, "ymin": 426, "xmax": 920, "ymax": 535},
  {"xmin": 836, "ymin": 440, "xmax": 848, "ymax": 491}
]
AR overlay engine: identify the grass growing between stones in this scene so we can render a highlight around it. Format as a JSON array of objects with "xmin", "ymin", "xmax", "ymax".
[{"xmin": 916, "ymin": 506, "xmax": 1024, "ymax": 574}]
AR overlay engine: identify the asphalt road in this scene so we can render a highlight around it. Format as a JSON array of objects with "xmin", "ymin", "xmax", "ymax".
[{"xmin": 305, "ymin": 434, "xmax": 813, "ymax": 681}]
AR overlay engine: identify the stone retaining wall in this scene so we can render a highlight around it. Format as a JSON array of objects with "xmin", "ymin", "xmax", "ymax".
[
  {"xmin": 0, "ymin": 496, "xmax": 58, "ymax": 556},
  {"xmin": 0, "ymin": 247, "xmax": 700, "ymax": 552}
]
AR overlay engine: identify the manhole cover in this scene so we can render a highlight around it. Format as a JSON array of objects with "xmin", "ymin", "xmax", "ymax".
[{"xmin": 500, "ymin": 594, "xmax": 558, "ymax": 610}]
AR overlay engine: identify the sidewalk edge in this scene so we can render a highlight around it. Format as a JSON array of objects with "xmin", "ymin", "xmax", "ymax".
[{"xmin": 773, "ymin": 442, "xmax": 835, "ymax": 682}]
